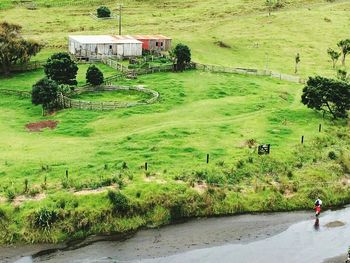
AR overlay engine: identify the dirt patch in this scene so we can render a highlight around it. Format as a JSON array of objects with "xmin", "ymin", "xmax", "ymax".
[
  {"xmin": 144, "ymin": 176, "xmax": 167, "ymax": 184},
  {"xmin": 340, "ymin": 176, "xmax": 350, "ymax": 185},
  {"xmin": 25, "ymin": 120, "xmax": 58, "ymax": 132},
  {"xmin": 13, "ymin": 193, "xmax": 46, "ymax": 206},
  {"xmin": 193, "ymin": 182, "xmax": 208, "ymax": 194},
  {"xmin": 73, "ymin": 186, "xmax": 116, "ymax": 196},
  {"xmin": 324, "ymin": 221, "xmax": 345, "ymax": 228},
  {"xmin": 239, "ymin": 139, "xmax": 257, "ymax": 148}
]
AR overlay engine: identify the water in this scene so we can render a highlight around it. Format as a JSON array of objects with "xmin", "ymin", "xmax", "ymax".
[
  {"xmin": 8, "ymin": 206, "xmax": 350, "ymax": 263},
  {"xmin": 138, "ymin": 208, "xmax": 350, "ymax": 263}
]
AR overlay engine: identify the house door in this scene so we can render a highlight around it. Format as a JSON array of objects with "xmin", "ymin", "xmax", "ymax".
[
  {"xmin": 108, "ymin": 45, "xmax": 113, "ymax": 55},
  {"xmin": 117, "ymin": 45, "xmax": 124, "ymax": 56}
]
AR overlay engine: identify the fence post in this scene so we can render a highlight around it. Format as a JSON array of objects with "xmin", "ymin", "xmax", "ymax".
[
  {"xmin": 301, "ymin": 135, "xmax": 304, "ymax": 144},
  {"xmin": 206, "ymin": 154, "xmax": 210, "ymax": 164},
  {"xmin": 145, "ymin": 162, "xmax": 148, "ymax": 171},
  {"xmin": 319, "ymin": 124, "xmax": 322, "ymax": 132}
]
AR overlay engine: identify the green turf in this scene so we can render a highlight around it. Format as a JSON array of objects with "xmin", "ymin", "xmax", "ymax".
[{"xmin": 0, "ymin": 69, "xmax": 333, "ymax": 189}]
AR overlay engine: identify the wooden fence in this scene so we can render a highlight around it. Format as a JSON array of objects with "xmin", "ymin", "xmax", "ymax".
[
  {"xmin": 0, "ymin": 61, "xmax": 45, "ymax": 74},
  {"xmin": 0, "ymin": 89, "xmax": 31, "ymax": 98},
  {"xmin": 101, "ymin": 57, "xmax": 174, "ymax": 76},
  {"xmin": 194, "ymin": 63, "xmax": 305, "ymax": 84},
  {"xmin": 61, "ymin": 85, "xmax": 159, "ymax": 111}
]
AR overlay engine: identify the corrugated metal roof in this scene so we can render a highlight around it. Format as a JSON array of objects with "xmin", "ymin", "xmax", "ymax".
[{"xmin": 69, "ymin": 35, "xmax": 142, "ymax": 44}]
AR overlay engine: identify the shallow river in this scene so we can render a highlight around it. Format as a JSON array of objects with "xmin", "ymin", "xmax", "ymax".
[{"xmin": 1, "ymin": 206, "xmax": 349, "ymax": 263}]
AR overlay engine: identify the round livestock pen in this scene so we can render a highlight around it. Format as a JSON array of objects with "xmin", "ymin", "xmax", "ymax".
[{"xmin": 61, "ymin": 85, "xmax": 160, "ymax": 110}]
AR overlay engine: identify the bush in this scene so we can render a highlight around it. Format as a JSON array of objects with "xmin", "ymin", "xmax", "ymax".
[
  {"xmin": 170, "ymin": 203, "xmax": 184, "ymax": 221},
  {"xmin": 97, "ymin": 6, "xmax": 111, "ymax": 18},
  {"xmin": 107, "ymin": 190, "xmax": 129, "ymax": 214},
  {"xmin": 30, "ymin": 208, "xmax": 58, "ymax": 230},
  {"xmin": 86, "ymin": 65, "xmax": 104, "ymax": 86},
  {"xmin": 328, "ymin": 151, "xmax": 337, "ymax": 160},
  {"xmin": 5, "ymin": 189, "xmax": 15, "ymax": 202}
]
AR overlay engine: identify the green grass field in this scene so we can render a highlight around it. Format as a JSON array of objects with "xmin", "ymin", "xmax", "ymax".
[
  {"xmin": 0, "ymin": 0, "xmax": 350, "ymax": 244},
  {"xmin": 1, "ymin": 0, "xmax": 350, "ymax": 77}
]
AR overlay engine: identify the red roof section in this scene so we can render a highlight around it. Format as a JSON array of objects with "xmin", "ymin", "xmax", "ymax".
[
  {"xmin": 133, "ymin": 35, "xmax": 171, "ymax": 40},
  {"xmin": 111, "ymin": 35, "xmax": 172, "ymax": 40}
]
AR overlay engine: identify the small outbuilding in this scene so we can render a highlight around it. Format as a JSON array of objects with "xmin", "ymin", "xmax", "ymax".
[
  {"xmin": 132, "ymin": 35, "xmax": 172, "ymax": 52},
  {"xmin": 68, "ymin": 35, "xmax": 142, "ymax": 60}
]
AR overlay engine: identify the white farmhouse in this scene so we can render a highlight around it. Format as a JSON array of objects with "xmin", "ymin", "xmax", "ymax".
[{"xmin": 68, "ymin": 35, "xmax": 142, "ymax": 60}]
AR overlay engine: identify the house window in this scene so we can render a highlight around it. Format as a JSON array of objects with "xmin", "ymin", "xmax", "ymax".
[
  {"xmin": 161, "ymin": 42, "xmax": 164, "ymax": 47},
  {"xmin": 109, "ymin": 45, "xmax": 113, "ymax": 49},
  {"xmin": 156, "ymin": 42, "xmax": 159, "ymax": 47}
]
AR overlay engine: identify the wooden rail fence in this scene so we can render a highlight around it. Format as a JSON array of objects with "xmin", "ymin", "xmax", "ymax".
[
  {"xmin": 0, "ymin": 89, "xmax": 31, "ymax": 98},
  {"xmin": 194, "ymin": 62, "xmax": 305, "ymax": 84},
  {"xmin": 61, "ymin": 85, "xmax": 159, "ymax": 111}
]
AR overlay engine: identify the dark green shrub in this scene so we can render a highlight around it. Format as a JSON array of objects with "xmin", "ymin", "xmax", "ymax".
[
  {"xmin": 170, "ymin": 203, "xmax": 184, "ymax": 220},
  {"xmin": 236, "ymin": 160, "xmax": 244, "ymax": 169},
  {"xmin": 31, "ymin": 208, "xmax": 58, "ymax": 230},
  {"xmin": 328, "ymin": 151, "xmax": 337, "ymax": 160},
  {"xmin": 97, "ymin": 6, "xmax": 111, "ymax": 18},
  {"xmin": 86, "ymin": 65, "xmax": 104, "ymax": 86},
  {"xmin": 5, "ymin": 189, "xmax": 15, "ymax": 202},
  {"xmin": 0, "ymin": 207, "xmax": 7, "ymax": 220},
  {"xmin": 107, "ymin": 190, "xmax": 129, "ymax": 214}
]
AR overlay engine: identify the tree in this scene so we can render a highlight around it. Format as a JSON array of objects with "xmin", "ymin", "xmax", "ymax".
[
  {"xmin": 295, "ymin": 53, "xmax": 300, "ymax": 74},
  {"xmin": 97, "ymin": 6, "xmax": 111, "ymax": 18},
  {"xmin": 86, "ymin": 65, "xmax": 104, "ymax": 86},
  {"xmin": 337, "ymin": 39, "xmax": 350, "ymax": 66},
  {"xmin": 173, "ymin": 44, "xmax": 191, "ymax": 72},
  {"xmin": 44, "ymin": 52, "xmax": 78, "ymax": 85},
  {"xmin": 327, "ymin": 48, "xmax": 341, "ymax": 69},
  {"xmin": 0, "ymin": 22, "xmax": 42, "ymax": 75},
  {"xmin": 301, "ymin": 76, "xmax": 350, "ymax": 119},
  {"xmin": 31, "ymin": 78, "xmax": 59, "ymax": 115}
]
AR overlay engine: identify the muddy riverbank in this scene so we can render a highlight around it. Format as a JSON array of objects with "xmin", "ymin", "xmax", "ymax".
[{"xmin": 1, "ymin": 207, "xmax": 349, "ymax": 263}]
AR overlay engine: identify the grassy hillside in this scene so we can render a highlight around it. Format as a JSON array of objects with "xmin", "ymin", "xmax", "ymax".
[
  {"xmin": 1, "ymin": 0, "xmax": 350, "ymax": 77},
  {"xmin": 0, "ymin": 0, "xmax": 349, "ymax": 244}
]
